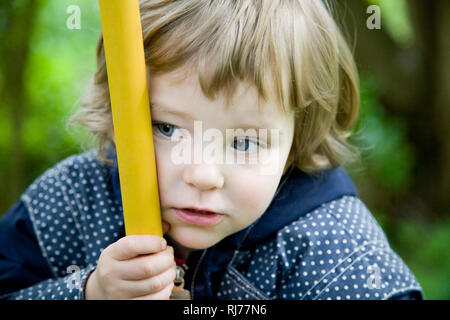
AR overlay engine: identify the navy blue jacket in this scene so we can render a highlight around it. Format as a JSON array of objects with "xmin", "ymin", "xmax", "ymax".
[{"xmin": 0, "ymin": 149, "xmax": 424, "ymax": 300}]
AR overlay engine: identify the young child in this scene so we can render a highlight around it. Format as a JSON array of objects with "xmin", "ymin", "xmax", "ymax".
[{"xmin": 0, "ymin": 0, "xmax": 423, "ymax": 300}]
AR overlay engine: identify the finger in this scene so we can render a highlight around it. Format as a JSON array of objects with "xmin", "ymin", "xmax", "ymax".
[
  {"xmin": 122, "ymin": 264, "xmax": 177, "ymax": 297},
  {"xmin": 111, "ymin": 235, "xmax": 167, "ymax": 261},
  {"xmin": 119, "ymin": 246, "xmax": 175, "ymax": 280},
  {"xmin": 131, "ymin": 282, "xmax": 175, "ymax": 300}
]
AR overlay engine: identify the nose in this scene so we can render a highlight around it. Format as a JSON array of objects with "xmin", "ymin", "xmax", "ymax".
[{"xmin": 182, "ymin": 164, "xmax": 224, "ymax": 191}]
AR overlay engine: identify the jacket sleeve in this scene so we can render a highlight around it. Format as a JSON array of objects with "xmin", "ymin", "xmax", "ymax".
[{"xmin": 0, "ymin": 201, "xmax": 95, "ymax": 300}]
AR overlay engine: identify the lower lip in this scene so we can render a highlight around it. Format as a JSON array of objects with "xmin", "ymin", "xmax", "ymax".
[{"xmin": 173, "ymin": 208, "xmax": 224, "ymax": 226}]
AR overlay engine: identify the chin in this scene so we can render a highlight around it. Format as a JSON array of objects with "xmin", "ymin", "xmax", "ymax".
[{"xmin": 169, "ymin": 227, "xmax": 224, "ymax": 250}]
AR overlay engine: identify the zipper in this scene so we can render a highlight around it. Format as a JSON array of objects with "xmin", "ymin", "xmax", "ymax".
[
  {"xmin": 174, "ymin": 264, "xmax": 189, "ymax": 288},
  {"xmin": 190, "ymin": 249, "xmax": 208, "ymax": 300}
]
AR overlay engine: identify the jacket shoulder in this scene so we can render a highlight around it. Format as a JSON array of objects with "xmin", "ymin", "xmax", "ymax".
[
  {"xmin": 227, "ymin": 196, "xmax": 424, "ymax": 300},
  {"xmin": 21, "ymin": 149, "xmax": 113, "ymax": 223},
  {"xmin": 273, "ymin": 195, "xmax": 424, "ymax": 299},
  {"xmin": 20, "ymin": 150, "xmax": 123, "ymax": 277}
]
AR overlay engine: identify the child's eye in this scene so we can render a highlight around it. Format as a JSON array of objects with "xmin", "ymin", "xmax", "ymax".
[
  {"xmin": 152, "ymin": 122, "xmax": 184, "ymax": 140},
  {"xmin": 232, "ymin": 137, "xmax": 259, "ymax": 152}
]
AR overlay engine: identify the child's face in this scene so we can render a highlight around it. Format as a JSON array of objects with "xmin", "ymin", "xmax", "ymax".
[{"xmin": 147, "ymin": 68, "xmax": 295, "ymax": 250}]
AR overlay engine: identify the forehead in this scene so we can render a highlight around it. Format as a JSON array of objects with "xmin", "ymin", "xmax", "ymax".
[{"xmin": 148, "ymin": 68, "xmax": 289, "ymax": 122}]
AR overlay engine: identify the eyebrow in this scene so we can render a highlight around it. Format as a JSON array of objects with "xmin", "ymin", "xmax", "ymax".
[
  {"xmin": 150, "ymin": 100, "xmax": 284, "ymax": 134},
  {"xmin": 150, "ymin": 101, "xmax": 195, "ymax": 121}
]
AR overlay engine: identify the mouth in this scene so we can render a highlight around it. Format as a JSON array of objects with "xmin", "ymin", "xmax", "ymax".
[
  {"xmin": 173, "ymin": 207, "xmax": 224, "ymax": 226},
  {"xmin": 182, "ymin": 207, "xmax": 220, "ymax": 215}
]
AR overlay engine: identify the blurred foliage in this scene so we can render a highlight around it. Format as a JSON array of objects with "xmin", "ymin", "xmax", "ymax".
[
  {"xmin": 365, "ymin": 0, "xmax": 414, "ymax": 47},
  {"xmin": 393, "ymin": 217, "xmax": 450, "ymax": 299},
  {"xmin": 0, "ymin": 0, "xmax": 448, "ymax": 299},
  {"xmin": 351, "ymin": 75, "xmax": 415, "ymax": 194},
  {"xmin": 1, "ymin": 0, "xmax": 100, "ymax": 182}
]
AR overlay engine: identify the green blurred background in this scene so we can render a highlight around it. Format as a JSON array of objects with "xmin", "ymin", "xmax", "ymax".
[{"xmin": 0, "ymin": 0, "xmax": 448, "ymax": 299}]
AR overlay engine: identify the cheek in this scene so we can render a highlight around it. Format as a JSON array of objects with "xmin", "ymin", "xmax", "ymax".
[{"xmin": 231, "ymin": 169, "xmax": 281, "ymax": 216}]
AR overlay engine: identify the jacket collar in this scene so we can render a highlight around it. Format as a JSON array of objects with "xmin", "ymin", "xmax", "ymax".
[{"xmin": 220, "ymin": 164, "xmax": 358, "ymax": 251}]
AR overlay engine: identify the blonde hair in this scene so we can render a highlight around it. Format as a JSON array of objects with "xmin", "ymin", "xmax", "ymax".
[{"xmin": 68, "ymin": 0, "xmax": 361, "ymax": 173}]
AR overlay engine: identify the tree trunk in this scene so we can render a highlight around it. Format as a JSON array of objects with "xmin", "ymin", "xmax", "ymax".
[
  {"xmin": 433, "ymin": 0, "xmax": 450, "ymax": 215},
  {"xmin": 0, "ymin": 0, "xmax": 39, "ymax": 212}
]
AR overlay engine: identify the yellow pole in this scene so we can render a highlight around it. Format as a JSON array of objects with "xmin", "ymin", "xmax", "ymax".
[{"xmin": 98, "ymin": 0, "xmax": 162, "ymax": 237}]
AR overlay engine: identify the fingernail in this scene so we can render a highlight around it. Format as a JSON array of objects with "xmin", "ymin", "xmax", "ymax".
[{"xmin": 161, "ymin": 239, "xmax": 167, "ymax": 249}]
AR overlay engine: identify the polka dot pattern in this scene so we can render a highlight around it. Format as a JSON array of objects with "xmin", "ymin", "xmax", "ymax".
[
  {"xmin": 10, "ymin": 265, "xmax": 96, "ymax": 300},
  {"xmin": 10, "ymin": 150, "xmax": 124, "ymax": 300},
  {"xmin": 6, "ymin": 150, "xmax": 423, "ymax": 300},
  {"xmin": 217, "ymin": 196, "xmax": 423, "ymax": 300}
]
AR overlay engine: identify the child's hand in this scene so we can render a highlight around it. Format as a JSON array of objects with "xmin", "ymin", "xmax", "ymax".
[{"xmin": 85, "ymin": 234, "xmax": 176, "ymax": 300}]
